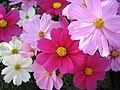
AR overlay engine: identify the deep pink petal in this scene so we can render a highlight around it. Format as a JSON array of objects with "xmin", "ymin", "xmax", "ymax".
[
  {"xmin": 0, "ymin": 4, "xmax": 6, "ymax": 17},
  {"xmin": 43, "ymin": 54, "xmax": 59, "ymax": 72},
  {"xmin": 86, "ymin": 76, "xmax": 97, "ymax": 90},
  {"xmin": 93, "ymin": 71, "xmax": 105, "ymax": 80},
  {"xmin": 36, "ymin": 53, "xmax": 52, "ymax": 65},
  {"xmin": 6, "ymin": 9, "xmax": 20, "ymax": 25},
  {"xmin": 73, "ymin": 72, "xmax": 86, "ymax": 90},
  {"xmin": 6, "ymin": 25, "xmax": 22, "ymax": 36}
]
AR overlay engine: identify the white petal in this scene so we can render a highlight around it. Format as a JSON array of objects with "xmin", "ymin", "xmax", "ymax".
[
  {"xmin": 27, "ymin": 7, "xmax": 35, "ymax": 17},
  {"xmin": 1, "ymin": 66, "xmax": 13, "ymax": 75},
  {"xmin": 13, "ymin": 75, "xmax": 22, "ymax": 86},
  {"xmin": 20, "ymin": 10, "xmax": 26, "ymax": 19},
  {"xmin": 3, "ymin": 70, "xmax": 15, "ymax": 83},
  {"xmin": 19, "ymin": 69, "xmax": 31, "ymax": 82},
  {"xmin": 21, "ymin": 57, "xmax": 32, "ymax": 68}
]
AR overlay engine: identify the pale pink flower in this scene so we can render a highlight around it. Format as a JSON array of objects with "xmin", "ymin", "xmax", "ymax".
[
  {"xmin": 63, "ymin": 0, "xmax": 120, "ymax": 57},
  {"xmin": 106, "ymin": 46, "xmax": 120, "ymax": 72},
  {"xmin": 20, "ymin": 13, "xmax": 60, "ymax": 50},
  {"xmin": 32, "ymin": 61, "xmax": 63, "ymax": 90},
  {"xmin": 9, "ymin": 0, "xmax": 37, "ymax": 10}
]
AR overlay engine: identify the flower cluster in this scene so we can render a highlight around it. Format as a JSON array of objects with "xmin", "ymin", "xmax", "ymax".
[{"xmin": 0, "ymin": 0, "xmax": 120, "ymax": 90}]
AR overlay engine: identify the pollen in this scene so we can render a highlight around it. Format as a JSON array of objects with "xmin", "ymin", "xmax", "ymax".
[
  {"xmin": 14, "ymin": 64, "xmax": 21, "ymax": 71},
  {"xmin": 56, "ymin": 47, "xmax": 67, "ymax": 57},
  {"xmin": 0, "ymin": 20, "xmax": 7, "ymax": 28},
  {"xmin": 82, "ymin": 1, "xmax": 86, "ymax": 7},
  {"xmin": 11, "ymin": 49, "xmax": 18, "ymax": 54},
  {"xmin": 39, "ymin": 31, "xmax": 44, "ymax": 38},
  {"xmin": 53, "ymin": 2, "xmax": 62, "ymax": 9},
  {"xmin": 111, "ymin": 50, "xmax": 119, "ymax": 58},
  {"xmin": 26, "ymin": 15, "xmax": 29, "ymax": 19},
  {"xmin": 94, "ymin": 18, "xmax": 104, "ymax": 28},
  {"xmin": 46, "ymin": 72, "xmax": 52, "ymax": 76},
  {"xmin": 85, "ymin": 67, "xmax": 93, "ymax": 75}
]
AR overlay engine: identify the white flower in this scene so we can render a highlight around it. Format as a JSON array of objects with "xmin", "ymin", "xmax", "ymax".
[
  {"xmin": 0, "ymin": 36, "xmax": 24, "ymax": 56},
  {"xmin": 0, "ymin": 50, "xmax": 3, "ymax": 63},
  {"xmin": 1, "ymin": 54, "xmax": 32, "ymax": 86},
  {"xmin": 17, "ymin": 7, "xmax": 40, "ymax": 26}
]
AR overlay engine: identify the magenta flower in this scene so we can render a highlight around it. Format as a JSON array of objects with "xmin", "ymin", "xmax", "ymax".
[
  {"xmin": 32, "ymin": 61, "xmax": 63, "ymax": 90},
  {"xmin": 73, "ymin": 52, "xmax": 108, "ymax": 90},
  {"xmin": 38, "ymin": 0, "xmax": 68, "ymax": 15},
  {"xmin": 106, "ymin": 46, "xmax": 120, "ymax": 72},
  {"xmin": 0, "ymin": 4, "xmax": 22, "ymax": 42},
  {"xmin": 9, "ymin": 0, "xmax": 37, "ymax": 10},
  {"xmin": 63, "ymin": 0, "xmax": 120, "ymax": 57},
  {"xmin": 36, "ymin": 16, "xmax": 84, "ymax": 74}
]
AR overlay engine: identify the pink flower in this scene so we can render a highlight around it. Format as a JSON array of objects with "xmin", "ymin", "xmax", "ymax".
[
  {"xmin": 32, "ymin": 61, "xmax": 63, "ymax": 90},
  {"xmin": 106, "ymin": 46, "xmax": 120, "ymax": 72},
  {"xmin": 0, "ymin": 4, "xmax": 22, "ymax": 42},
  {"xmin": 73, "ymin": 52, "xmax": 108, "ymax": 90},
  {"xmin": 9, "ymin": 0, "xmax": 37, "ymax": 10},
  {"xmin": 20, "ymin": 13, "xmax": 60, "ymax": 50},
  {"xmin": 38, "ymin": 0, "xmax": 68, "ymax": 15},
  {"xmin": 118, "ymin": 2, "xmax": 120, "ymax": 14},
  {"xmin": 63, "ymin": 0, "xmax": 120, "ymax": 57},
  {"xmin": 36, "ymin": 16, "xmax": 84, "ymax": 74},
  {"xmin": 21, "ymin": 43, "xmax": 35, "ymax": 58}
]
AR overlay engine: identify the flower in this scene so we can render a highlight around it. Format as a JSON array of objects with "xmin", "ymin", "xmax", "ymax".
[
  {"xmin": 20, "ymin": 13, "xmax": 60, "ymax": 50},
  {"xmin": 106, "ymin": 46, "xmax": 120, "ymax": 72},
  {"xmin": 0, "ymin": 36, "xmax": 24, "ymax": 57},
  {"xmin": 17, "ymin": 7, "xmax": 40, "ymax": 27},
  {"xmin": 63, "ymin": 0, "xmax": 120, "ymax": 57},
  {"xmin": 0, "ymin": 4, "xmax": 22, "ymax": 42},
  {"xmin": 36, "ymin": 16, "xmax": 84, "ymax": 74},
  {"xmin": 1, "ymin": 54, "xmax": 32, "ymax": 86},
  {"xmin": 0, "ymin": 50, "xmax": 3, "ymax": 63},
  {"xmin": 21, "ymin": 43, "xmax": 36, "ymax": 58},
  {"xmin": 9, "ymin": 0, "xmax": 37, "ymax": 10},
  {"xmin": 38, "ymin": 0, "xmax": 68, "ymax": 15},
  {"xmin": 73, "ymin": 52, "xmax": 108, "ymax": 90},
  {"xmin": 32, "ymin": 61, "xmax": 63, "ymax": 90}
]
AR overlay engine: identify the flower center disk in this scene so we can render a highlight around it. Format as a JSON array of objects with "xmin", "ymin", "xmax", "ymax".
[
  {"xmin": 111, "ymin": 50, "xmax": 119, "ymax": 58},
  {"xmin": 85, "ymin": 67, "xmax": 93, "ymax": 75},
  {"xmin": 39, "ymin": 31, "xmax": 44, "ymax": 38},
  {"xmin": 14, "ymin": 64, "xmax": 21, "ymax": 71},
  {"xmin": 11, "ymin": 49, "xmax": 18, "ymax": 54},
  {"xmin": 94, "ymin": 18, "xmax": 104, "ymax": 28},
  {"xmin": 56, "ymin": 47, "xmax": 67, "ymax": 57},
  {"xmin": 53, "ymin": 2, "xmax": 62, "ymax": 9},
  {"xmin": 26, "ymin": 15, "xmax": 29, "ymax": 19},
  {"xmin": 46, "ymin": 72, "xmax": 52, "ymax": 76},
  {"xmin": 0, "ymin": 20, "xmax": 7, "ymax": 28}
]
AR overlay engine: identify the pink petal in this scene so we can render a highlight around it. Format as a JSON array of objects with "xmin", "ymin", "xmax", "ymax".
[
  {"xmin": 104, "ymin": 16, "xmax": 120, "ymax": 33},
  {"xmin": 102, "ymin": 0, "xmax": 119, "ymax": 17},
  {"xmin": 6, "ymin": 9, "xmax": 20, "ymax": 25},
  {"xmin": 36, "ymin": 53, "xmax": 51, "ymax": 65},
  {"xmin": 7, "ymin": 25, "xmax": 22, "ymax": 36},
  {"xmin": 53, "ymin": 76, "xmax": 63, "ymax": 90},
  {"xmin": 73, "ymin": 72, "xmax": 86, "ymax": 90},
  {"xmin": 43, "ymin": 54, "xmax": 59, "ymax": 72},
  {"xmin": 93, "ymin": 71, "xmax": 105, "ymax": 80},
  {"xmin": 44, "ymin": 77, "xmax": 54, "ymax": 90},
  {"xmin": 103, "ymin": 28, "xmax": 120, "ymax": 48}
]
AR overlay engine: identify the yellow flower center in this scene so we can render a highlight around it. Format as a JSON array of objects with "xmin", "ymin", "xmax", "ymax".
[
  {"xmin": 14, "ymin": 64, "xmax": 21, "ymax": 71},
  {"xmin": 111, "ymin": 50, "xmax": 119, "ymax": 58},
  {"xmin": 85, "ymin": 67, "xmax": 93, "ymax": 75},
  {"xmin": 94, "ymin": 18, "xmax": 104, "ymax": 28},
  {"xmin": 53, "ymin": 2, "xmax": 62, "ymax": 9},
  {"xmin": 39, "ymin": 31, "xmax": 44, "ymax": 38},
  {"xmin": 0, "ymin": 20, "xmax": 7, "ymax": 28},
  {"xmin": 46, "ymin": 72, "xmax": 52, "ymax": 76},
  {"xmin": 26, "ymin": 15, "xmax": 29, "ymax": 19},
  {"xmin": 82, "ymin": 1, "xmax": 86, "ymax": 7},
  {"xmin": 56, "ymin": 47, "xmax": 67, "ymax": 57},
  {"xmin": 11, "ymin": 49, "xmax": 18, "ymax": 54}
]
